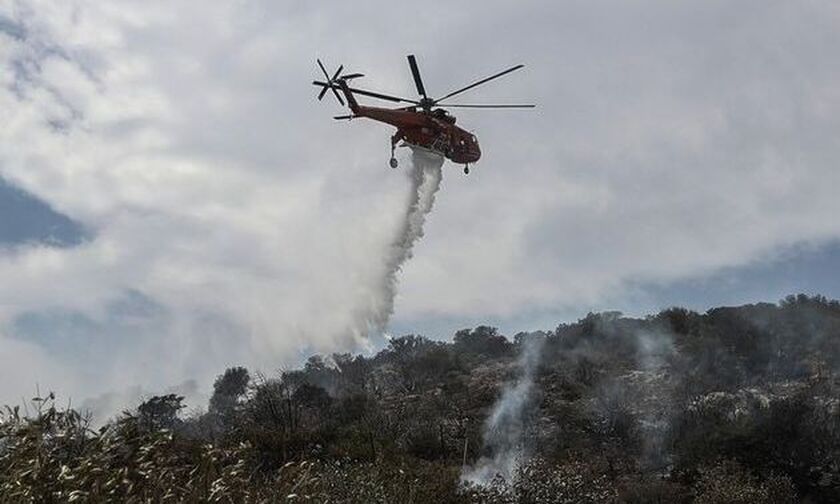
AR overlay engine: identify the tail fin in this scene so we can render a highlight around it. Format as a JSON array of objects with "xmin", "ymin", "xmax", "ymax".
[{"xmin": 338, "ymin": 79, "xmax": 360, "ymax": 114}]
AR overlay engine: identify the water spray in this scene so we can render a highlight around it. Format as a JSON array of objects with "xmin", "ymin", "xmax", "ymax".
[{"xmin": 362, "ymin": 150, "xmax": 444, "ymax": 336}]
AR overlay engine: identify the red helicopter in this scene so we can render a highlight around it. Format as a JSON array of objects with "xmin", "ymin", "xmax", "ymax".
[{"xmin": 313, "ymin": 55, "xmax": 534, "ymax": 174}]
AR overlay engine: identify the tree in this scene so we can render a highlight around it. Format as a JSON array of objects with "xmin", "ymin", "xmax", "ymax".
[
  {"xmin": 209, "ymin": 366, "xmax": 250, "ymax": 436},
  {"xmin": 333, "ymin": 353, "xmax": 371, "ymax": 395},
  {"xmin": 453, "ymin": 326, "xmax": 512, "ymax": 358},
  {"xmin": 209, "ymin": 366, "xmax": 250, "ymax": 414},
  {"xmin": 137, "ymin": 394, "xmax": 184, "ymax": 431}
]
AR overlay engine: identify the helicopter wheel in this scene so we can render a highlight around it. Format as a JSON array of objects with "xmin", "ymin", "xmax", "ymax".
[
  {"xmin": 464, "ymin": 165, "xmax": 470, "ymax": 175},
  {"xmin": 389, "ymin": 157, "xmax": 398, "ymax": 169}
]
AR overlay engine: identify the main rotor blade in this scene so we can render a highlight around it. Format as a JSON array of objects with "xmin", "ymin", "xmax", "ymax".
[
  {"xmin": 349, "ymin": 87, "xmax": 419, "ymax": 104},
  {"xmin": 317, "ymin": 85, "xmax": 329, "ymax": 100},
  {"xmin": 342, "ymin": 73, "xmax": 364, "ymax": 79},
  {"xmin": 313, "ymin": 81, "xmax": 420, "ymax": 104},
  {"xmin": 435, "ymin": 64, "xmax": 525, "ymax": 103},
  {"xmin": 439, "ymin": 103, "xmax": 535, "ymax": 108},
  {"xmin": 407, "ymin": 55, "xmax": 427, "ymax": 98}
]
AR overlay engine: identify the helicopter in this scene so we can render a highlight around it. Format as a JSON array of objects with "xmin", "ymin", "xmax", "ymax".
[{"xmin": 313, "ymin": 55, "xmax": 534, "ymax": 174}]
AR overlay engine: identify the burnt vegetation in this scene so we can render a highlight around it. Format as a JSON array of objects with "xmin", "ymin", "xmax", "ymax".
[{"xmin": 3, "ymin": 294, "xmax": 840, "ymax": 502}]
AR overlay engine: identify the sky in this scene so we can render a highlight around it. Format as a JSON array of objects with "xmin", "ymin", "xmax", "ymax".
[{"xmin": 2, "ymin": 0, "xmax": 840, "ymax": 416}]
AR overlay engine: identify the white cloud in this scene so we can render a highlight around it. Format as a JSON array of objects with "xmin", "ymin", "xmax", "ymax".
[{"xmin": 1, "ymin": 0, "xmax": 840, "ymax": 412}]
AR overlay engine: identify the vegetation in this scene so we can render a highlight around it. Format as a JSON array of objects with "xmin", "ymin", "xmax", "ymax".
[{"xmin": 2, "ymin": 294, "xmax": 840, "ymax": 502}]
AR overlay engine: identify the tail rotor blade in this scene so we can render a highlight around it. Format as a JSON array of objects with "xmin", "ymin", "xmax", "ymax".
[
  {"xmin": 316, "ymin": 59, "xmax": 335, "ymax": 102},
  {"xmin": 331, "ymin": 85, "xmax": 345, "ymax": 106},
  {"xmin": 315, "ymin": 59, "xmax": 345, "ymax": 106},
  {"xmin": 331, "ymin": 65, "xmax": 343, "ymax": 82},
  {"xmin": 317, "ymin": 59, "xmax": 331, "ymax": 81},
  {"xmin": 330, "ymin": 65, "xmax": 346, "ymax": 104}
]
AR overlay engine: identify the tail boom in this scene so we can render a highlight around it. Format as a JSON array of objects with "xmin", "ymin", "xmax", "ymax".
[{"xmin": 337, "ymin": 79, "xmax": 360, "ymax": 114}]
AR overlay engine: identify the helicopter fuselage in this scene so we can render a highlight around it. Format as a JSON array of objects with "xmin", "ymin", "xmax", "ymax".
[{"xmin": 351, "ymin": 105, "xmax": 481, "ymax": 164}]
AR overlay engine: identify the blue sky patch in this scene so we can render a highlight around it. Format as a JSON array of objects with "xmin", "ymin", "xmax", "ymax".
[{"xmin": 0, "ymin": 176, "xmax": 89, "ymax": 248}]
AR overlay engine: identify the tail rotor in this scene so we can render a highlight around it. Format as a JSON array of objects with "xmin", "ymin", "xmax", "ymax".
[{"xmin": 314, "ymin": 59, "xmax": 363, "ymax": 106}]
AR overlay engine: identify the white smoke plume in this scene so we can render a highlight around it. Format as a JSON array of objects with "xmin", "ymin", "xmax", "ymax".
[
  {"xmin": 355, "ymin": 149, "xmax": 444, "ymax": 337},
  {"xmin": 462, "ymin": 334, "xmax": 546, "ymax": 486}
]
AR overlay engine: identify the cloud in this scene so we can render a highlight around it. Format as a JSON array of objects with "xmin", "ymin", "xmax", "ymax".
[{"xmin": 1, "ymin": 0, "xmax": 840, "ymax": 414}]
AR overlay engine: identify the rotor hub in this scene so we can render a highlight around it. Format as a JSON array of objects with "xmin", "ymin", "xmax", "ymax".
[{"xmin": 419, "ymin": 97, "xmax": 435, "ymax": 111}]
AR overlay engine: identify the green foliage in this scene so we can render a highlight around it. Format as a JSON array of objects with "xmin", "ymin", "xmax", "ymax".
[
  {"xmin": 136, "ymin": 394, "xmax": 184, "ymax": 432},
  {"xmin": 454, "ymin": 326, "xmax": 513, "ymax": 358},
  {"xmin": 209, "ymin": 366, "xmax": 249, "ymax": 415},
  {"xmin": 3, "ymin": 294, "xmax": 840, "ymax": 502}
]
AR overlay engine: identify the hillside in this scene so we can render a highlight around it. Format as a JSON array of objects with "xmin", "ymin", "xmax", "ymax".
[{"xmin": 2, "ymin": 294, "xmax": 840, "ymax": 502}]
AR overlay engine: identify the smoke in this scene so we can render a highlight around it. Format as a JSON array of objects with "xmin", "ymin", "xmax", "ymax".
[
  {"xmin": 632, "ymin": 328, "xmax": 677, "ymax": 470},
  {"xmin": 356, "ymin": 149, "xmax": 444, "ymax": 336},
  {"xmin": 462, "ymin": 334, "xmax": 546, "ymax": 486},
  {"xmin": 636, "ymin": 328, "xmax": 675, "ymax": 372}
]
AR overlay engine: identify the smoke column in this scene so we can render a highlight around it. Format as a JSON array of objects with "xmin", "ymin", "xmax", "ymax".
[
  {"xmin": 357, "ymin": 149, "xmax": 444, "ymax": 337},
  {"xmin": 462, "ymin": 335, "xmax": 546, "ymax": 486}
]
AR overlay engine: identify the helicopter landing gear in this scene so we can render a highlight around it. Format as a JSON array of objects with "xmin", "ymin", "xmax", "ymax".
[
  {"xmin": 464, "ymin": 164, "xmax": 470, "ymax": 175},
  {"xmin": 389, "ymin": 134, "xmax": 400, "ymax": 169}
]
